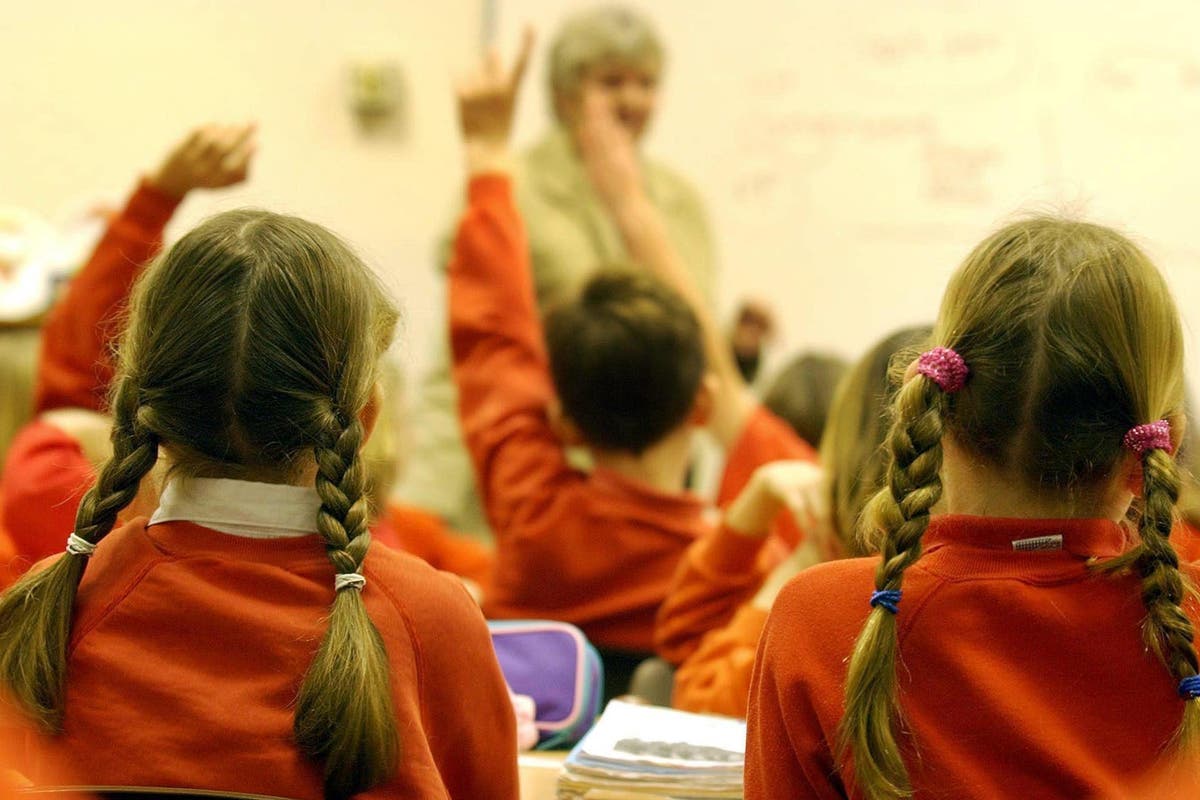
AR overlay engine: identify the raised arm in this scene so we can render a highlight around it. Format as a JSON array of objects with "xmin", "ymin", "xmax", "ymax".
[
  {"xmin": 576, "ymin": 96, "xmax": 755, "ymax": 447},
  {"xmin": 448, "ymin": 32, "xmax": 591, "ymax": 538},
  {"xmin": 36, "ymin": 124, "xmax": 256, "ymax": 415},
  {"xmin": 4, "ymin": 125, "xmax": 255, "ymax": 563}
]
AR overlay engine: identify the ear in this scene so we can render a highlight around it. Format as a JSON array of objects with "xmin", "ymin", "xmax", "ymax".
[
  {"xmin": 547, "ymin": 397, "xmax": 588, "ymax": 447},
  {"xmin": 1122, "ymin": 450, "xmax": 1144, "ymax": 497},
  {"xmin": 688, "ymin": 373, "xmax": 717, "ymax": 427},
  {"xmin": 359, "ymin": 382, "xmax": 383, "ymax": 445}
]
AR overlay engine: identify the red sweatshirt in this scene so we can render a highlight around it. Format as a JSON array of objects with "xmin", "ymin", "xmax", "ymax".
[
  {"xmin": 21, "ymin": 518, "xmax": 517, "ymax": 799},
  {"xmin": 745, "ymin": 515, "xmax": 1200, "ymax": 799},
  {"xmin": 654, "ymin": 412, "xmax": 812, "ymax": 667},
  {"xmin": 449, "ymin": 175, "xmax": 811, "ymax": 652}
]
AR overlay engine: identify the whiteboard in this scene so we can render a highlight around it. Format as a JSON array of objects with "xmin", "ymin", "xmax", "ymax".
[{"xmin": 496, "ymin": 0, "xmax": 1200, "ymax": 387}]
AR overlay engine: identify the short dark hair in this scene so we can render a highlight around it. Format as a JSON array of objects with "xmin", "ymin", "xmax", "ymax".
[
  {"xmin": 545, "ymin": 268, "xmax": 705, "ymax": 455},
  {"xmin": 762, "ymin": 352, "xmax": 848, "ymax": 447}
]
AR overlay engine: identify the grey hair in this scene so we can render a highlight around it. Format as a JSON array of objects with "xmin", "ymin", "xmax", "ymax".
[{"xmin": 547, "ymin": 5, "xmax": 665, "ymax": 118}]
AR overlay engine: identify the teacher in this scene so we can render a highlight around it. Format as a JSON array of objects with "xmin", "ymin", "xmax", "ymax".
[{"xmin": 403, "ymin": 5, "xmax": 718, "ymax": 536}]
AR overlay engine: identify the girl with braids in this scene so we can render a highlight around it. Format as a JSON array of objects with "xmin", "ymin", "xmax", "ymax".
[
  {"xmin": 656, "ymin": 326, "xmax": 930, "ymax": 718},
  {"xmin": 0, "ymin": 208, "xmax": 518, "ymax": 795},
  {"xmin": 745, "ymin": 218, "xmax": 1200, "ymax": 799}
]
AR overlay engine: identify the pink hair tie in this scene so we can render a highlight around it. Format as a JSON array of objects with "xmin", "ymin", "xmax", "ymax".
[
  {"xmin": 1123, "ymin": 420, "xmax": 1173, "ymax": 455},
  {"xmin": 917, "ymin": 347, "xmax": 969, "ymax": 393}
]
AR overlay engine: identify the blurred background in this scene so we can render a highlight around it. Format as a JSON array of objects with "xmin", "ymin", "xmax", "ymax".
[{"xmin": 4, "ymin": 0, "xmax": 1200, "ymax": 386}]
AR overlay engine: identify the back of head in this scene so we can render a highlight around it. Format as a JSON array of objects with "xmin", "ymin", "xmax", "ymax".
[
  {"xmin": 818, "ymin": 327, "xmax": 930, "ymax": 556},
  {"xmin": 548, "ymin": 4, "xmax": 665, "ymax": 113},
  {"xmin": 762, "ymin": 352, "xmax": 848, "ymax": 448},
  {"xmin": 841, "ymin": 217, "xmax": 1192, "ymax": 798},
  {"xmin": 544, "ymin": 268, "xmax": 704, "ymax": 455},
  {"xmin": 0, "ymin": 209, "xmax": 400, "ymax": 799}
]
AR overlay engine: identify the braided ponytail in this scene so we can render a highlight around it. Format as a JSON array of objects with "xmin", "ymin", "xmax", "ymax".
[
  {"xmin": 0, "ymin": 379, "xmax": 160, "ymax": 730},
  {"xmin": 1131, "ymin": 447, "xmax": 1200, "ymax": 742},
  {"xmin": 294, "ymin": 413, "xmax": 398, "ymax": 799},
  {"xmin": 839, "ymin": 375, "xmax": 946, "ymax": 799}
]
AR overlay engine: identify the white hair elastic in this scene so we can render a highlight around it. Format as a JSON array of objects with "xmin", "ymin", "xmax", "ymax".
[
  {"xmin": 334, "ymin": 572, "xmax": 366, "ymax": 592},
  {"xmin": 65, "ymin": 533, "xmax": 96, "ymax": 557}
]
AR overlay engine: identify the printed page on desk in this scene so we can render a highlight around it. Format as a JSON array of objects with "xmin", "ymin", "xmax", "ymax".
[{"xmin": 558, "ymin": 700, "xmax": 744, "ymax": 799}]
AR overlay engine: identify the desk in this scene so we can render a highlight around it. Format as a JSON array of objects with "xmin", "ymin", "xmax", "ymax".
[{"xmin": 518, "ymin": 752, "xmax": 567, "ymax": 800}]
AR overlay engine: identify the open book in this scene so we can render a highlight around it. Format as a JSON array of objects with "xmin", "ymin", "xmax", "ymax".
[{"xmin": 557, "ymin": 700, "xmax": 745, "ymax": 799}]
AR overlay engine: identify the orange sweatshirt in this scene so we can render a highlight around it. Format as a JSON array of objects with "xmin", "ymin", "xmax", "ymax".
[
  {"xmin": 655, "ymin": 524, "xmax": 774, "ymax": 712},
  {"xmin": 745, "ymin": 515, "xmax": 1200, "ymax": 799},
  {"xmin": 20, "ymin": 518, "xmax": 517, "ymax": 799},
  {"xmin": 654, "ymin": 409, "xmax": 813, "ymax": 670},
  {"xmin": 449, "ymin": 175, "xmax": 808, "ymax": 652}
]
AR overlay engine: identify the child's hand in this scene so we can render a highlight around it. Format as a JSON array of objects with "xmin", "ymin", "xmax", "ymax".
[
  {"xmin": 148, "ymin": 123, "xmax": 257, "ymax": 199},
  {"xmin": 456, "ymin": 28, "xmax": 534, "ymax": 174},
  {"xmin": 725, "ymin": 460, "xmax": 830, "ymax": 540},
  {"xmin": 577, "ymin": 87, "xmax": 643, "ymax": 210}
]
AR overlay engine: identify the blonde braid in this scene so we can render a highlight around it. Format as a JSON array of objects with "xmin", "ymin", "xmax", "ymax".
[
  {"xmin": 1136, "ymin": 449, "xmax": 1200, "ymax": 741},
  {"xmin": 294, "ymin": 413, "xmax": 398, "ymax": 799},
  {"xmin": 839, "ymin": 376, "xmax": 946, "ymax": 800},
  {"xmin": 0, "ymin": 379, "xmax": 160, "ymax": 730}
]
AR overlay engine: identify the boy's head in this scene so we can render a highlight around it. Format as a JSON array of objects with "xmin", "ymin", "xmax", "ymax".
[{"xmin": 544, "ymin": 268, "xmax": 706, "ymax": 455}]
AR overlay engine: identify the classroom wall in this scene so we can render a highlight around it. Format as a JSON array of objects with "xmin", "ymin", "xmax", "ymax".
[
  {"xmin": 5, "ymin": 0, "xmax": 1200, "ymax": 390},
  {"xmin": 1, "ymin": 0, "xmax": 481, "ymax": 377}
]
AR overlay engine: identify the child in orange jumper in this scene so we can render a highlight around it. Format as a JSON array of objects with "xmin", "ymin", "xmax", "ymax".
[
  {"xmin": 746, "ymin": 219, "xmax": 1200, "ymax": 799},
  {"xmin": 449, "ymin": 33, "xmax": 813, "ymax": 683},
  {"xmin": 0, "ymin": 147, "xmax": 516, "ymax": 796},
  {"xmin": 657, "ymin": 326, "xmax": 930, "ymax": 717}
]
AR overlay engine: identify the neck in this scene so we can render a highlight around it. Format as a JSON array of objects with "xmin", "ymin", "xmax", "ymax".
[
  {"xmin": 590, "ymin": 427, "xmax": 694, "ymax": 494},
  {"xmin": 941, "ymin": 437, "xmax": 1132, "ymax": 522}
]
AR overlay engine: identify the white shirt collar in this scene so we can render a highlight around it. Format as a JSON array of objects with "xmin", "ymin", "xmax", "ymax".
[{"xmin": 149, "ymin": 477, "xmax": 322, "ymax": 539}]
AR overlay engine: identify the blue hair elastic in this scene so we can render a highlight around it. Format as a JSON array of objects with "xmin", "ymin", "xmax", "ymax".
[
  {"xmin": 1179, "ymin": 676, "xmax": 1200, "ymax": 700},
  {"xmin": 870, "ymin": 589, "xmax": 902, "ymax": 615}
]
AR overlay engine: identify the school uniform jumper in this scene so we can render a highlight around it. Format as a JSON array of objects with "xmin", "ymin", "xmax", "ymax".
[
  {"xmin": 24, "ymin": 478, "xmax": 518, "ymax": 799},
  {"xmin": 653, "ymin": 408, "xmax": 812, "ymax": 670},
  {"xmin": 449, "ymin": 175, "xmax": 810, "ymax": 653},
  {"xmin": 745, "ymin": 514, "xmax": 1200, "ymax": 799}
]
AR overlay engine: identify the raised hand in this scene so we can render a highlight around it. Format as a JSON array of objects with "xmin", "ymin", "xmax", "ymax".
[
  {"xmin": 725, "ymin": 460, "xmax": 832, "ymax": 542},
  {"xmin": 456, "ymin": 28, "xmax": 534, "ymax": 173},
  {"xmin": 148, "ymin": 123, "xmax": 257, "ymax": 199}
]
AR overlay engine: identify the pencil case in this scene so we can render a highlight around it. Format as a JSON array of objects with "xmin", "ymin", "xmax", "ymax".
[{"xmin": 488, "ymin": 619, "xmax": 604, "ymax": 750}]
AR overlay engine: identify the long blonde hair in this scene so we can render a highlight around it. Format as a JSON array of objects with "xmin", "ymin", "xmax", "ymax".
[
  {"xmin": 0, "ymin": 210, "xmax": 400, "ymax": 799},
  {"xmin": 840, "ymin": 217, "xmax": 1194, "ymax": 799}
]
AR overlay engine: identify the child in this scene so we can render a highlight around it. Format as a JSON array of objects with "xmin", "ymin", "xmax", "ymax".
[
  {"xmin": 2, "ymin": 128, "xmax": 493, "ymax": 595},
  {"xmin": 0, "ymin": 186, "xmax": 516, "ymax": 796},
  {"xmin": 449, "ymin": 34, "xmax": 813, "ymax": 691},
  {"xmin": 657, "ymin": 326, "xmax": 930, "ymax": 717},
  {"xmin": 746, "ymin": 218, "xmax": 1200, "ymax": 799}
]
